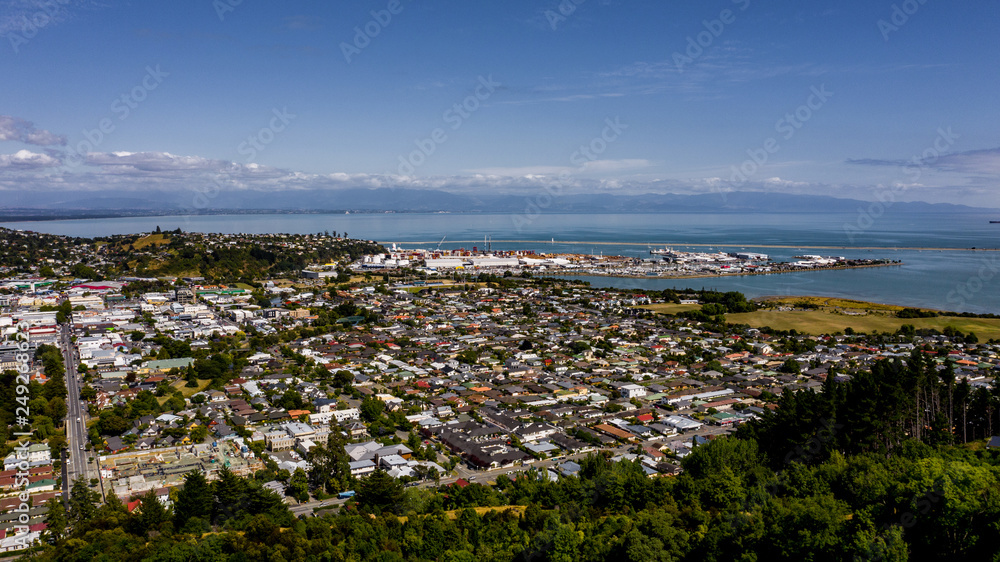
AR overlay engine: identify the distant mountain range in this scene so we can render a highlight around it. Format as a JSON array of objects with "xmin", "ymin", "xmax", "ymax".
[{"xmin": 0, "ymin": 189, "xmax": 992, "ymax": 219}]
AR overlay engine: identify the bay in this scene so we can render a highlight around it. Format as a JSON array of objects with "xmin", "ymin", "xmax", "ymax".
[{"xmin": 3, "ymin": 211, "xmax": 999, "ymax": 314}]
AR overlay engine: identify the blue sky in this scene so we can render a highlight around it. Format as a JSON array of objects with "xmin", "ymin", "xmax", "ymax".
[{"xmin": 1, "ymin": 0, "xmax": 998, "ymax": 207}]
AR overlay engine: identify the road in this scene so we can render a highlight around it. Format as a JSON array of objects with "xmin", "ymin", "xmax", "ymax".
[
  {"xmin": 60, "ymin": 322, "xmax": 89, "ymax": 492},
  {"xmin": 289, "ymin": 496, "xmax": 350, "ymax": 517}
]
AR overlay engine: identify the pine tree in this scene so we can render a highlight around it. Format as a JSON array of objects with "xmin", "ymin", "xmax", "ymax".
[
  {"xmin": 43, "ymin": 497, "xmax": 67, "ymax": 543},
  {"xmin": 308, "ymin": 431, "xmax": 354, "ymax": 494},
  {"xmin": 287, "ymin": 468, "xmax": 309, "ymax": 502},
  {"xmin": 102, "ymin": 490, "xmax": 127, "ymax": 516},
  {"xmin": 69, "ymin": 478, "xmax": 99, "ymax": 524},
  {"xmin": 174, "ymin": 471, "xmax": 213, "ymax": 531},
  {"xmin": 357, "ymin": 469, "xmax": 404, "ymax": 515},
  {"xmin": 212, "ymin": 465, "xmax": 245, "ymax": 525},
  {"xmin": 940, "ymin": 360, "xmax": 956, "ymax": 438},
  {"xmin": 955, "ymin": 378, "xmax": 971, "ymax": 443},
  {"xmin": 134, "ymin": 488, "xmax": 170, "ymax": 536}
]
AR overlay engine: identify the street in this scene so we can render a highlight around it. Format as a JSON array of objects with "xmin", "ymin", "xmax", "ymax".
[{"xmin": 60, "ymin": 323, "xmax": 89, "ymax": 493}]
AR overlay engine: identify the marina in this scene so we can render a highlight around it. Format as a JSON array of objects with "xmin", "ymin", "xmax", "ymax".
[{"xmin": 356, "ymin": 245, "xmax": 900, "ymax": 281}]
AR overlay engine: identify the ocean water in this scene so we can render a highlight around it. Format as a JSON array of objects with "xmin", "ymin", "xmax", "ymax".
[{"xmin": 3, "ymin": 212, "xmax": 999, "ymax": 313}]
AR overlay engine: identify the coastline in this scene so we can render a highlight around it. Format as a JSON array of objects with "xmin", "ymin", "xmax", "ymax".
[
  {"xmin": 539, "ymin": 261, "xmax": 902, "ymax": 281},
  {"xmin": 387, "ymin": 240, "xmax": 999, "ymax": 252}
]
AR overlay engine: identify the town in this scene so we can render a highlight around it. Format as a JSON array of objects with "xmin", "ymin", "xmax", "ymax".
[{"xmin": 1, "ymin": 227, "xmax": 998, "ymax": 553}]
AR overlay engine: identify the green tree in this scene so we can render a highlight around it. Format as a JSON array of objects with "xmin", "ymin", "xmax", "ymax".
[
  {"xmin": 456, "ymin": 349, "xmax": 478, "ymax": 365},
  {"xmin": 69, "ymin": 478, "xmax": 99, "ymax": 524},
  {"xmin": 211, "ymin": 465, "xmax": 246, "ymax": 525},
  {"xmin": 134, "ymin": 488, "xmax": 170, "ymax": 536},
  {"xmin": 287, "ymin": 468, "xmax": 309, "ymax": 502},
  {"xmin": 97, "ymin": 412, "xmax": 128, "ymax": 436},
  {"xmin": 46, "ymin": 396, "xmax": 67, "ymax": 422},
  {"xmin": 360, "ymin": 397, "xmax": 384, "ymax": 422},
  {"xmin": 308, "ymin": 432, "xmax": 353, "ymax": 494},
  {"xmin": 333, "ymin": 370, "xmax": 354, "ymax": 387},
  {"xmin": 80, "ymin": 385, "xmax": 97, "ymax": 401},
  {"xmin": 166, "ymin": 394, "xmax": 186, "ymax": 412},
  {"xmin": 55, "ymin": 300, "xmax": 72, "ymax": 323},
  {"xmin": 779, "ymin": 358, "xmax": 802, "ymax": 374},
  {"xmin": 174, "ymin": 471, "xmax": 213, "ymax": 532},
  {"xmin": 190, "ymin": 425, "xmax": 208, "ymax": 443},
  {"xmin": 43, "ymin": 497, "xmax": 67, "ymax": 543},
  {"xmin": 279, "ymin": 389, "xmax": 305, "ymax": 411},
  {"xmin": 357, "ymin": 469, "xmax": 404, "ymax": 515}
]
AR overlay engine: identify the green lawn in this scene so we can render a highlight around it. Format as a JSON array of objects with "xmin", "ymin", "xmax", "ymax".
[
  {"xmin": 167, "ymin": 378, "xmax": 214, "ymax": 398},
  {"xmin": 638, "ymin": 303, "xmax": 702, "ymax": 315},
  {"xmin": 727, "ymin": 309, "xmax": 1000, "ymax": 339}
]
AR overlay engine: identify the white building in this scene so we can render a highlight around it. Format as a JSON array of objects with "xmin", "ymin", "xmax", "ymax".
[
  {"xmin": 620, "ymin": 384, "xmax": 647, "ymax": 399},
  {"xmin": 663, "ymin": 415, "xmax": 703, "ymax": 432}
]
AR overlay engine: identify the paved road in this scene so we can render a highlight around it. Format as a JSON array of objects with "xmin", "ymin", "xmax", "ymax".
[
  {"xmin": 290, "ymin": 496, "xmax": 350, "ymax": 517},
  {"xmin": 60, "ymin": 323, "xmax": 89, "ymax": 491}
]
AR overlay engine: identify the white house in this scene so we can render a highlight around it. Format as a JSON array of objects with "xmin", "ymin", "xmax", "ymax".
[{"xmin": 620, "ymin": 384, "xmax": 647, "ymax": 400}]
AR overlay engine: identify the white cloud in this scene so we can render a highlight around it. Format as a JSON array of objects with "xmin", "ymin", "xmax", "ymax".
[
  {"xmin": 0, "ymin": 149, "xmax": 60, "ymax": 168},
  {"xmin": 762, "ymin": 176, "xmax": 811, "ymax": 188},
  {"xmin": 0, "ymin": 115, "xmax": 66, "ymax": 146},
  {"xmin": 84, "ymin": 151, "xmax": 232, "ymax": 171},
  {"xmin": 932, "ymin": 148, "xmax": 1000, "ymax": 176},
  {"xmin": 0, "ymin": 146, "xmax": 996, "ymax": 207}
]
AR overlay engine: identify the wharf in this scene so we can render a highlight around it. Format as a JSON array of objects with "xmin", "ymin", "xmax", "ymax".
[
  {"xmin": 387, "ymin": 239, "xmax": 999, "ymax": 252},
  {"xmin": 540, "ymin": 261, "xmax": 903, "ymax": 280}
]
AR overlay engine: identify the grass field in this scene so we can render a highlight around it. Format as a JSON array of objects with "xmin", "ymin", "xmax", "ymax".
[
  {"xmin": 758, "ymin": 296, "xmax": 906, "ymax": 312},
  {"xmin": 130, "ymin": 233, "xmax": 170, "ymax": 250},
  {"xmin": 727, "ymin": 309, "xmax": 1000, "ymax": 340},
  {"xmin": 638, "ymin": 303, "xmax": 702, "ymax": 315},
  {"xmin": 395, "ymin": 505, "xmax": 526, "ymax": 524},
  {"xmin": 168, "ymin": 378, "xmax": 213, "ymax": 398}
]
